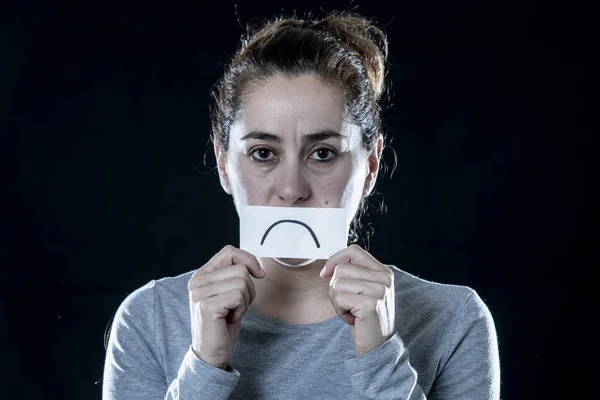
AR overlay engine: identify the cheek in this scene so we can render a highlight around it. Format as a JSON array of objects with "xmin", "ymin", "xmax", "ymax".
[
  {"xmin": 319, "ymin": 160, "xmax": 364, "ymax": 207},
  {"xmin": 227, "ymin": 157, "xmax": 272, "ymax": 204},
  {"xmin": 340, "ymin": 174, "xmax": 364, "ymax": 207}
]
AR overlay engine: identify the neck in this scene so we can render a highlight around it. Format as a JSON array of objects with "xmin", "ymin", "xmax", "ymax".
[{"xmin": 251, "ymin": 257, "xmax": 331, "ymax": 310}]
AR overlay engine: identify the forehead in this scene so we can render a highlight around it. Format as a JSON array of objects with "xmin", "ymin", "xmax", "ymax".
[{"xmin": 234, "ymin": 74, "xmax": 348, "ymax": 138}]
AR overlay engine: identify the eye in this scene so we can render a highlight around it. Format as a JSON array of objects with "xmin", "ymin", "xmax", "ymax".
[
  {"xmin": 250, "ymin": 148, "xmax": 275, "ymax": 162},
  {"xmin": 309, "ymin": 148, "xmax": 336, "ymax": 162}
]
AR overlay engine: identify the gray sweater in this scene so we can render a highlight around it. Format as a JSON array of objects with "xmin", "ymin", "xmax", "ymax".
[{"xmin": 102, "ymin": 265, "xmax": 500, "ymax": 399}]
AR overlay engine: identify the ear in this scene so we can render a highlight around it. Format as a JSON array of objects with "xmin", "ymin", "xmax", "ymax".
[
  {"xmin": 214, "ymin": 142, "xmax": 232, "ymax": 195},
  {"xmin": 363, "ymin": 135, "xmax": 383, "ymax": 198}
]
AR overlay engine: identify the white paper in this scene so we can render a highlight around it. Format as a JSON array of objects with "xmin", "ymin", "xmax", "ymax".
[{"xmin": 239, "ymin": 205, "xmax": 347, "ymax": 259}]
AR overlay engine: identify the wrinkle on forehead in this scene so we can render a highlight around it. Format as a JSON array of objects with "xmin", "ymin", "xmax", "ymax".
[{"xmin": 229, "ymin": 74, "xmax": 362, "ymax": 152}]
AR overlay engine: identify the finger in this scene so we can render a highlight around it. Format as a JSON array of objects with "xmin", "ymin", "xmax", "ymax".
[
  {"xmin": 321, "ymin": 244, "xmax": 383, "ymax": 278},
  {"xmin": 329, "ymin": 291, "xmax": 356, "ymax": 326},
  {"xmin": 201, "ymin": 245, "xmax": 265, "ymax": 279},
  {"xmin": 329, "ymin": 263, "xmax": 393, "ymax": 287},
  {"xmin": 188, "ymin": 264, "xmax": 257, "ymax": 304},
  {"xmin": 200, "ymin": 289, "xmax": 248, "ymax": 321},
  {"xmin": 190, "ymin": 277, "xmax": 250, "ymax": 311},
  {"xmin": 334, "ymin": 291, "xmax": 378, "ymax": 320},
  {"xmin": 331, "ymin": 278, "xmax": 387, "ymax": 299}
]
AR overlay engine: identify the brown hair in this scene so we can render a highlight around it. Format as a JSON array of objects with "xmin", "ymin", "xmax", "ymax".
[{"xmin": 209, "ymin": 10, "xmax": 395, "ymax": 247}]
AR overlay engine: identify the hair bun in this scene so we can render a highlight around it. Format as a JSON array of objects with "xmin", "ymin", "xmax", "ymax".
[{"xmin": 311, "ymin": 12, "xmax": 389, "ymax": 100}]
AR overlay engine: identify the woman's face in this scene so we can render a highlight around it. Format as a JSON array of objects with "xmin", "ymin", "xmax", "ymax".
[{"xmin": 216, "ymin": 74, "xmax": 381, "ymax": 263}]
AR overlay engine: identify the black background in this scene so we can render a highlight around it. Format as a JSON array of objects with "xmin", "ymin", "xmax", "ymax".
[{"xmin": 1, "ymin": 0, "xmax": 590, "ymax": 398}]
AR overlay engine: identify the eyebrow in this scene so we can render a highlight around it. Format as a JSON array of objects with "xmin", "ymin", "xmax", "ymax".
[{"xmin": 240, "ymin": 130, "xmax": 344, "ymax": 144}]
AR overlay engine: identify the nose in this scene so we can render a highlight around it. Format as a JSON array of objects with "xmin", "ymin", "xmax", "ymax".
[{"xmin": 275, "ymin": 160, "xmax": 310, "ymax": 205}]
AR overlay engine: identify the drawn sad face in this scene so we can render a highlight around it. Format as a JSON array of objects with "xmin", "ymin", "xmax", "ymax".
[
  {"xmin": 261, "ymin": 219, "xmax": 320, "ymax": 246},
  {"xmin": 238, "ymin": 205, "xmax": 347, "ymax": 264},
  {"xmin": 260, "ymin": 219, "xmax": 322, "ymax": 266}
]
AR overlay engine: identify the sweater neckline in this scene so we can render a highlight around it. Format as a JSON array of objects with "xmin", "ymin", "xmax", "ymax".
[{"xmin": 246, "ymin": 305, "xmax": 344, "ymax": 333}]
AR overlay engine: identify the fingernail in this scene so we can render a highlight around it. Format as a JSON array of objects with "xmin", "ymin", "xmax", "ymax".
[{"xmin": 320, "ymin": 266, "xmax": 326, "ymax": 278}]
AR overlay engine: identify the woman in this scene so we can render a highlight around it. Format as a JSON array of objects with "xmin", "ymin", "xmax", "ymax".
[{"xmin": 103, "ymin": 11, "xmax": 500, "ymax": 400}]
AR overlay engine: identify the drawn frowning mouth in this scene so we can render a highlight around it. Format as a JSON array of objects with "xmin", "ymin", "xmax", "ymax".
[{"xmin": 260, "ymin": 219, "xmax": 321, "ymax": 248}]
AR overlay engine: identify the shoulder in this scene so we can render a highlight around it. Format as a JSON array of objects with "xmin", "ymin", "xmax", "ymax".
[
  {"xmin": 116, "ymin": 270, "xmax": 195, "ymax": 315},
  {"xmin": 386, "ymin": 265, "xmax": 494, "ymax": 324},
  {"xmin": 153, "ymin": 269, "xmax": 196, "ymax": 298},
  {"xmin": 387, "ymin": 265, "xmax": 474, "ymax": 306},
  {"xmin": 114, "ymin": 279, "xmax": 156, "ymax": 317}
]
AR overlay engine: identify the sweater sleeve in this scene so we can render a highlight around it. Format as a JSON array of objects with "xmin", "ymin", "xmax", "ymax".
[
  {"xmin": 344, "ymin": 331, "xmax": 426, "ymax": 399},
  {"xmin": 428, "ymin": 290, "xmax": 501, "ymax": 400},
  {"xmin": 343, "ymin": 289, "xmax": 500, "ymax": 400},
  {"xmin": 102, "ymin": 280, "xmax": 241, "ymax": 400}
]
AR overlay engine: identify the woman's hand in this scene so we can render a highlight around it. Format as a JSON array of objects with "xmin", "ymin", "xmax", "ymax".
[
  {"xmin": 188, "ymin": 245, "xmax": 265, "ymax": 370},
  {"xmin": 320, "ymin": 244, "xmax": 395, "ymax": 356}
]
